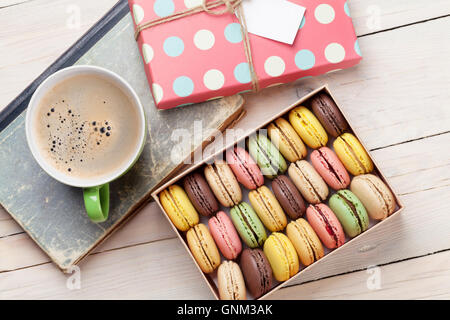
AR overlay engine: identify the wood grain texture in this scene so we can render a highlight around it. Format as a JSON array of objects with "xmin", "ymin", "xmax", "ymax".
[
  {"xmin": 273, "ymin": 250, "xmax": 450, "ymax": 300},
  {"xmin": 3, "ymin": 130, "xmax": 448, "ymax": 275},
  {"xmin": 2, "ymin": 0, "xmax": 450, "ymax": 110},
  {"xmin": 2, "ymin": 230, "xmax": 449, "ymax": 300},
  {"xmin": 350, "ymin": 0, "xmax": 450, "ymax": 36},
  {"xmin": 240, "ymin": 18, "xmax": 450, "ymax": 150},
  {"xmin": 1, "ymin": 0, "xmax": 450, "ymax": 299},
  {"xmin": 0, "ymin": 0, "xmax": 118, "ymax": 109}
]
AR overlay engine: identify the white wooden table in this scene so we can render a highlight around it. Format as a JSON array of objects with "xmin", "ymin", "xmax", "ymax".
[{"xmin": 1, "ymin": 0, "xmax": 449, "ymax": 299}]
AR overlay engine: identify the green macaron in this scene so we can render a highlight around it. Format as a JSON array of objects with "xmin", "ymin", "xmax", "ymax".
[
  {"xmin": 329, "ymin": 189, "xmax": 369, "ymax": 238},
  {"xmin": 248, "ymin": 134, "xmax": 287, "ymax": 179},
  {"xmin": 230, "ymin": 202, "xmax": 267, "ymax": 248}
]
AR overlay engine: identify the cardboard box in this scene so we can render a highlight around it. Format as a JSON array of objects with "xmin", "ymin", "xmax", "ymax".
[
  {"xmin": 129, "ymin": 0, "xmax": 362, "ymax": 109},
  {"xmin": 152, "ymin": 85, "xmax": 404, "ymax": 299}
]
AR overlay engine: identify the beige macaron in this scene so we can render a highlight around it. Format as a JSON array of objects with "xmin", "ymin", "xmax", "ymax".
[
  {"xmin": 217, "ymin": 261, "xmax": 246, "ymax": 300},
  {"xmin": 286, "ymin": 218, "xmax": 324, "ymax": 266},
  {"xmin": 288, "ymin": 160, "xmax": 329, "ymax": 204},
  {"xmin": 350, "ymin": 174, "xmax": 396, "ymax": 220},
  {"xmin": 268, "ymin": 118, "xmax": 307, "ymax": 163},
  {"xmin": 204, "ymin": 160, "xmax": 242, "ymax": 207}
]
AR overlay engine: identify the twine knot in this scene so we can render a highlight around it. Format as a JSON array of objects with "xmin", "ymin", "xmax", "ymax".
[
  {"xmin": 134, "ymin": 0, "xmax": 259, "ymax": 94},
  {"xmin": 202, "ymin": 0, "xmax": 242, "ymax": 15}
]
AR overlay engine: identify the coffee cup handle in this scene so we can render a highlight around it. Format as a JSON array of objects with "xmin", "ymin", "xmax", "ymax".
[{"xmin": 83, "ymin": 184, "xmax": 110, "ymax": 223}]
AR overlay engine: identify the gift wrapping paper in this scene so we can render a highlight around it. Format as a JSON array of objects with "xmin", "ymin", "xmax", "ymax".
[{"xmin": 129, "ymin": 0, "xmax": 362, "ymax": 109}]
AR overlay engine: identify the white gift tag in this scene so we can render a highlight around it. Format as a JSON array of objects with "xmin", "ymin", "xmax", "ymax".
[{"xmin": 240, "ymin": 0, "xmax": 305, "ymax": 45}]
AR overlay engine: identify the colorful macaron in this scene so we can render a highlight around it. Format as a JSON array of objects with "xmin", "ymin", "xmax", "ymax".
[
  {"xmin": 286, "ymin": 218, "xmax": 324, "ymax": 266},
  {"xmin": 334, "ymin": 133, "xmax": 374, "ymax": 176},
  {"xmin": 240, "ymin": 249, "xmax": 272, "ymax": 298},
  {"xmin": 267, "ymin": 118, "xmax": 307, "ymax": 163},
  {"xmin": 272, "ymin": 175, "xmax": 306, "ymax": 220},
  {"xmin": 350, "ymin": 174, "xmax": 396, "ymax": 220},
  {"xmin": 288, "ymin": 160, "xmax": 329, "ymax": 204},
  {"xmin": 249, "ymin": 186, "xmax": 287, "ymax": 232},
  {"xmin": 248, "ymin": 134, "xmax": 287, "ymax": 179},
  {"xmin": 310, "ymin": 93, "xmax": 349, "ymax": 138},
  {"xmin": 310, "ymin": 147, "xmax": 350, "ymax": 190},
  {"xmin": 329, "ymin": 190, "xmax": 369, "ymax": 238},
  {"xmin": 289, "ymin": 106, "xmax": 328, "ymax": 149},
  {"xmin": 209, "ymin": 211, "xmax": 242, "ymax": 260},
  {"xmin": 230, "ymin": 202, "xmax": 267, "ymax": 248},
  {"xmin": 217, "ymin": 261, "xmax": 246, "ymax": 300},
  {"xmin": 204, "ymin": 159, "xmax": 242, "ymax": 207},
  {"xmin": 263, "ymin": 233, "xmax": 299, "ymax": 282},
  {"xmin": 226, "ymin": 146, "xmax": 264, "ymax": 190},
  {"xmin": 186, "ymin": 223, "xmax": 221, "ymax": 274},
  {"xmin": 183, "ymin": 172, "xmax": 219, "ymax": 217},
  {"xmin": 159, "ymin": 185, "xmax": 199, "ymax": 231},
  {"xmin": 306, "ymin": 204, "xmax": 345, "ymax": 249}
]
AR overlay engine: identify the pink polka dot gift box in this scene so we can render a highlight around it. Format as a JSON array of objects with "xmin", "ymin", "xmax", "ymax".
[{"xmin": 129, "ymin": 0, "xmax": 362, "ymax": 109}]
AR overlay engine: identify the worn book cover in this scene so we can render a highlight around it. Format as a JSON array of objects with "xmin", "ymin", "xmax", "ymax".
[{"xmin": 0, "ymin": 13, "xmax": 244, "ymax": 271}]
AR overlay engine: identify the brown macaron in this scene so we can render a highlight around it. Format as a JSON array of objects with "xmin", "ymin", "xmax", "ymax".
[
  {"xmin": 239, "ymin": 249, "xmax": 272, "ymax": 298},
  {"xmin": 272, "ymin": 175, "xmax": 306, "ymax": 220},
  {"xmin": 184, "ymin": 172, "xmax": 219, "ymax": 217},
  {"xmin": 310, "ymin": 93, "xmax": 348, "ymax": 138}
]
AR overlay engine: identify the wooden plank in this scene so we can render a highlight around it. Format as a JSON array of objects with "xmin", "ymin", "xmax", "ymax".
[
  {"xmin": 0, "ymin": 238, "xmax": 214, "ymax": 299},
  {"xmin": 273, "ymin": 250, "xmax": 450, "ymax": 300},
  {"xmin": 350, "ymin": 0, "xmax": 450, "ymax": 36},
  {"xmin": 1, "ymin": 16, "xmax": 450, "ymax": 272},
  {"xmin": 2, "ymin": 13, "xmax": 449, "ymax": 237},
  {"xmin": 0, "ymin": 202, "xmax": 177, "ymax": 271},
  {"xmin": 239, "ymin": 17, "xmax": 450, "ymax": 150},
  {"xmin": 0, "ymin": 0, "xmax": 118, "ymax": 109},
  {"xmin": 0, "ymin": 0, "xmax": 32, "ymax": 8},
  {"xmin": 2, "ymin": 131, "xmax": 449, "ymax": 274},
  {"xmin": 1, "ymin": 232, "xmax": 449, "ymax": 299},
  {"xmin": 1, "ymin": 0, "xmax": 449, "ymax": 299},
  {"xmin": 1, "ymin": 0, "xmax": 450, "ymax": 111}
]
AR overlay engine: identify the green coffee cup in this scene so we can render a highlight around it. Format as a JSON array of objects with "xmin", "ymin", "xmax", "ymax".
[{"xmin": 26, "ymin": 66, "xmax": 146, "ymax": 223}]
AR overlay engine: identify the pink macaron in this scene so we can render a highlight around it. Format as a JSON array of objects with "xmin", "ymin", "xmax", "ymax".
[
  {"xmin": 226, "ymin": 146, "xmax": 264, "ymax": 190},
  {"xmin": 209, "ymin": 211, "xmax": 242, "ymax": 260},
  {"xmin": 311, "ymin": 147, "xmax": 350, "ymax": 190},
  {"xmin": 306, "ymin": 204, "xmax": 345, "ymax": 249}
]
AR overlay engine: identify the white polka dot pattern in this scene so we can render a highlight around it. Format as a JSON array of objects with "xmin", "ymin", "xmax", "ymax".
[
  {"xmin": 264, "ymin": 56, "xmax": 286, "ymax": 77},
  {"xmin": 133, "ymin": 0, "xmax": 360, "ymax": 108}
]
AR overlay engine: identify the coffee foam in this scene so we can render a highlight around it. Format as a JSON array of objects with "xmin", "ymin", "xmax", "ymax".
[{"xmin": 33, "ymin": 74, "xmax": 142, "ymax": 181}]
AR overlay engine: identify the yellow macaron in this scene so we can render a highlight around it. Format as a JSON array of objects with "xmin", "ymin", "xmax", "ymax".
[
  {"xmin": 263, "ymin": 233, "xmax": 299, "ymax": 282},
  {"xmin": 159, "ymin": 185, "xmax": 199, "ymax": 231},
  {"xmin": 268, "ymin": 118, "xmax": 307, "ymax": 163},
  {"xmin": 286, "ymin": 218, "xmax": 324, "ymax": 267},
  {"xmin": 187, "ymin": 223, "xmax": 221, "ymax": 274},
  {"xmin": 289, "ymin": 106, "xmax": 328, "ymax": 149},
  {"xmin": 333, "ymin": 133, "xmax": 374, "ymax": 176},
  {"xmin": 249, "ymin": 186, "xmax": 287, "ymax": 232}
]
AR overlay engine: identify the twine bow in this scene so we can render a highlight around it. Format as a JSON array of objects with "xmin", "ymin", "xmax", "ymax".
[{"xmin": 134, "ymin": 0, "xmax": 259, "ymax": 92}]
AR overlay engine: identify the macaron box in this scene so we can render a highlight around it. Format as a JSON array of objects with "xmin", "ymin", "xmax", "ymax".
[{"xmin": 152, "ymin": 86, "xmax": 404, "ymax": 300}]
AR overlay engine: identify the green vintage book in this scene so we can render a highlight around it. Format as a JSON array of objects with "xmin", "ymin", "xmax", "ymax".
[{"xmin": 0, "ymin": 13, "xmax": 244, "ymax": 271}]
